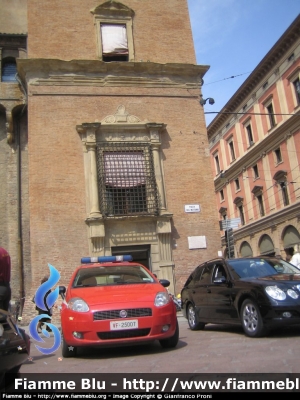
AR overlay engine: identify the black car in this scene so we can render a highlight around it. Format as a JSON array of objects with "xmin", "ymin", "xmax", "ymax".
[
  {"xmin": 181, "ymin": 257, "xmax": 300, "ymax": 337},
  {"xmin": 0, "ymin": 309, "xmax": 31, "ymax": 388}
]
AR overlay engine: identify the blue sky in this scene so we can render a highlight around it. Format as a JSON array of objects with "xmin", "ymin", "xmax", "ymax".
[{"xmin": 187, "ymin": 0, "xmax": 300, "ymax": 125}]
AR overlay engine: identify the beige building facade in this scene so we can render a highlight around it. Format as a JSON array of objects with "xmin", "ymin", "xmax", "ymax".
[
  {"xmin": 1, "ymin": 0, "xmax": 221, "ymax": 323},
  {"xmin": 208, "ymin": 15, "xmax": 300, "ymax": 260}
]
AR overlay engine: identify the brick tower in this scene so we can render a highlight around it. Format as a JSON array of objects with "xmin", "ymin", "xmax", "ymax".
[{"xmin": 3, "ymin": 0, "xmax": 221, "ymax": 321}]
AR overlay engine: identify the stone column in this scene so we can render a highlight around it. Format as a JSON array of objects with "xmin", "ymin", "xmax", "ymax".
[
  {"xmin": 86, "ymin": 142, "xmax": 101, "ymax": 217},
  {"xmin": 77, "ymin": 123, "xmax": 101, "ymax": 218},
  {"xmin": 88, "ymin": 219, "xmax": 105, "ymax": 254},
  {"xmin": 77, "ymin": 123, "xmax": 105, "ymax": 256},
  {"xmin": 152, "ymin": 143, "xmax": 167, "ymax": 213},
  {"xmin": 156, "ymin": 217, "xmax": 175, "ymax": 294},
  {"xmin": 147, "ymin": 123, "xmax": 167, "ymax": 215}
]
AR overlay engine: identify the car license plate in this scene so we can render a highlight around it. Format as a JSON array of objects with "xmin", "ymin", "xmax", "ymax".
[{"xmin": 110, "ymin": 319, "xmax": 138, "ymax": 331}]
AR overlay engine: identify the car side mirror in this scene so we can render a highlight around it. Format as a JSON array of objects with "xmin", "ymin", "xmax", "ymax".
[
  {"xmin": 59, "ymin": 286, "xmax": 66, "ymax": 300},
  {"xmin": 275, "ymin": 266, "xmax": 284, "ymax": 273},
  {"xmin": 159, "ymin": 279, "xmax": 170, "ymax": 288},
  {"xmin": 214, "ymin": 276, "xmax": 227, "ymax": 284}
]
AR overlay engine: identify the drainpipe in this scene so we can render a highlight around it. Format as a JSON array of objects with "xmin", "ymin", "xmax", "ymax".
[
  {"xmin": 16, "ymin": 113, "xmax": 26, "ymax": 316},
  {"xmin": 15, "ymin": 73, "xmax": 28, "ymax": 317}
]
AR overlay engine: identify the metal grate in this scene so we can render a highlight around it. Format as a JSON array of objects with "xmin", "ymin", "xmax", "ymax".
[
  {"xmin": 97, "ymin": 328, "xmax": 151, "ymax": 340},
  {"xmin": 97, "ymin": 142, "xmax": 159, "ymax": 218},
  {"xmin": 94, "ymin": 308, "xmax": 152, "ymax": 321}
]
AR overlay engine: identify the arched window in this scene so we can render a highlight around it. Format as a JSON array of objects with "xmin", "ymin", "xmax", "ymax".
[
  {"xmin": 240, "ymin": 241, "xmax": 253, "ymax": 257},
  {"xmin": 259, "ymin": 234, "xmax": 275, "ymax": 256},
  {"xmin": 1, "ymin": 57, "xmax": 17, "ymax": 82},
  {"xmin": 282, "ymin": 225, "xmax": 300, "ymax": 261},
  {"xmin": 91, "ymin": 1, "xmax": 135, "ymax": 62}
]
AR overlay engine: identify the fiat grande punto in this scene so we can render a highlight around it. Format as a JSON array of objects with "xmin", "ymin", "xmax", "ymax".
[{"xmin": 60, "ymin": 255, "xmax": 179, "ymax": 357}]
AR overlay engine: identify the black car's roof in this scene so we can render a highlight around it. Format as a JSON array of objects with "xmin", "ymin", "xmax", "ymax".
[{"xmin": 202, "ymin": 256, "xmax": 281, "ymax": 263}]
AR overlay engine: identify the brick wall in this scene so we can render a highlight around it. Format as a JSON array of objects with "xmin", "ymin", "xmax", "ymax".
[
  {"xmin": 16, "ymin": 0, "xmax": 222, "ymax": 324},
  {"xmin": 27, "ymin": 0, "xmax": 196, "ymax": 64},
  {"xmin": 24, "ymin": 88, "xmax": 220, "ymax": 304},
  {"xmin": 0, "ymin": 108, "xmax": 30, "ymax": 313}
]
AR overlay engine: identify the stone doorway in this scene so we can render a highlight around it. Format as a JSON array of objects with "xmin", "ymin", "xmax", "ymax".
[{"xmin": 111, "ymin": 245, "xmax": 151, "ymax": 270}]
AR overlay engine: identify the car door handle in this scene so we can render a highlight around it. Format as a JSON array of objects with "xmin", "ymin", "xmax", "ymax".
[{"xmin": 207, "ymin": 288, "xmax": 211, "ymax": 293}]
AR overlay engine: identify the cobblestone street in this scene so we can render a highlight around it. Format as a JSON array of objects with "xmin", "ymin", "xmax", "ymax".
[{"xmin": 20, "ymin": 314, "xmax": 300, "ymax": 374}]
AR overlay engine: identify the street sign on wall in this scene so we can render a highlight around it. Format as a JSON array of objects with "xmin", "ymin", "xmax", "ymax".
[{"xmin": 185, "ymin": 204, "xmax": 201, "ymax": 213}]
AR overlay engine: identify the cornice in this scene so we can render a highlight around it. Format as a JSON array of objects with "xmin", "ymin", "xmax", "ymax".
[
  {"xmin": 207, "ymin": 14, "xmax": 300, "ymax": 136},
  {"xmin": 90, "ymin": 0, "xmax": 135, "ymax": 18},
  {"xmin": 0, "ymin": 34, "xmax": 26, "ymax": 48},
  {"xmin": 234, "ymin": 201, "xmax": 300, "ymax": 241},
  {"xmin": 17, "ymin": 59, "xmax": 209, "ymax": 89}
]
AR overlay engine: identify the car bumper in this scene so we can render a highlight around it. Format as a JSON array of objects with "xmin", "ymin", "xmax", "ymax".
[
  {"xmin": 0, "ymin": 327, "xmax": 30, "ymax": 378},
  {"xmin": 61, "ymin": 304, "xmax": 177, "ymax": 347},
  {"xmin": 261, "ymin": 304, "xmax": 300, "ymax": 328}
]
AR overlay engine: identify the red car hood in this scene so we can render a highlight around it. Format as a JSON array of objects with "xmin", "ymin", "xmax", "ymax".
[{"xmin": 67, "ymin": 283, "xmax": 166, "ymax": 307}]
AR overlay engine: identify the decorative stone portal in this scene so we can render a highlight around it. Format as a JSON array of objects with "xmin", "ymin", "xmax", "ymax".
[{"xmin": 76, "ymin": 106, "xmax": 175, "ymax": 293}]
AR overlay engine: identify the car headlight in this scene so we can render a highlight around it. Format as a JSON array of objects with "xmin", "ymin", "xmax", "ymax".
[
  {"xmin": 154, "ymin": 292, "xmax": 170, "ymax": 307},
  {"xmin": 287, "ymin": 289, "xmax": 298, "ymax": 299},
  {"xmin": 68, "ymin": 297, "xmax": 89, "ymax": 312},
  {"xmin": 265, "ymin": 286, "xmax": 286, "ymax": 300}
]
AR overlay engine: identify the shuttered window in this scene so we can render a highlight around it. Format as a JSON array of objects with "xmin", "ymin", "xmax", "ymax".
[
  {"xmin": 2, "ymin": 58, "xmax": 17, "ymax": 82},
  {"xmin": 104, "ymin": 152, "xmax": 145, "ymax": 187},
  {"xmin": 101, "ymin": 24, "xmax": 128, "ymax": 61},
  {"xmin": 97, "ymin": 143, "xmax": 159, "ymax": 217}
]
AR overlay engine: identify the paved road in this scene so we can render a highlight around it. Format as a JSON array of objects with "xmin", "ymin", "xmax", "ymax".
[{"xmin": 20, "ymin": 313, "xmax": 300, "ymax": 374}]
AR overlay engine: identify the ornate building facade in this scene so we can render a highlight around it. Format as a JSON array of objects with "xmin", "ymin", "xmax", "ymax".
[
  {"xmin": 0, "ymin": 0, "xmax": 221, "ymax": 323},
  {"xmin": 208, "ymin": 15, "xmax": 300, "ymax": 260}
]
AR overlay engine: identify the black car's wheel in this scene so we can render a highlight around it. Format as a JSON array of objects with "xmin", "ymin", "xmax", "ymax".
[
  {"xmin": 159, "ymin": 320, "xmax": 179, "ymax": 349},
  {"xmin": 240, "ymin": 299, "xmax": 265, "ymax": 338},
  {"xmin": 61, "ymin": 336, "xmax": 77, "ymax": 358},
  {"xmin": 187, "ymin": 303, "xmax": 205, "ymax": 331}
]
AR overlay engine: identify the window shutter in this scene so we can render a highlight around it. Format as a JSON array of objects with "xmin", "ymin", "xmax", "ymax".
[
  {"xmin": 2, "ymin": 62, "xmax": 17, "ymax": 82},
  {"xmin": 104, "ymin": 152, "xmax": 145, "ymax": 187},
  {"xmin": 101, "ymin": 24, "xmax": 128, "ymax": 55}
]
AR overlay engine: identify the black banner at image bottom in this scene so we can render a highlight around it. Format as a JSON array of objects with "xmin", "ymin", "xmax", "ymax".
[
  {"xmin": 1, "ymin": 373, "xmax": 300, "ymax": 393},
  {"xmin": 1, "ymin": 393, "xmax": 300, "ymax": 399}
]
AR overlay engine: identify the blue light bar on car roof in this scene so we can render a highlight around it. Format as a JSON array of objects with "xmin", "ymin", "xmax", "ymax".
[{"xmin": 81, "ymin": 255, "xmax": 133, "ymax": 264}]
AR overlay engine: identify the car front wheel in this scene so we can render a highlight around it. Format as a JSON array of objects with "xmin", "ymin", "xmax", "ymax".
[
  {"xmin": 240, "ymin": 299, "xmax": 265, "ymax": 338},
  {"xmin": 187, "ymin": 303, "xmax": 205, "ymax": 331},
  {"xmin": 159, "ymin": 320, "xmax": 179, "ymax": 348},
  {"xmin": 61, "ymin": 336, "xmax": 77, "ymax": 358}
]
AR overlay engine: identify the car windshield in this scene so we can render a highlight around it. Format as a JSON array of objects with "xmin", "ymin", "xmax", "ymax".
[
  {"xmin": 227, "ymin": 258, "xmax": 300, "ymax": 279},
  {"xmin": 73, "ymin": 265, "xmax": 155, "ymax": 287}
]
